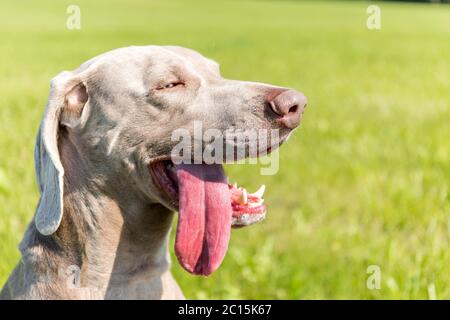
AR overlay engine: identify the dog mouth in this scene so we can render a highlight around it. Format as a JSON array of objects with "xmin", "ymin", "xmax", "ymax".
[{"xmin": 149, "ymin": 160, "xmax": 266, "ymax": 276}]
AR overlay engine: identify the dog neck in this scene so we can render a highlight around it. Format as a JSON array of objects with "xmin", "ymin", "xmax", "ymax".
[{"xmin": 18, "ymin": 133, "xmax": 179, "ymax": 299}]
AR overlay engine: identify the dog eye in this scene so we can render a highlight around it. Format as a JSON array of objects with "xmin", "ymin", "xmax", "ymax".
[{"xmin": 159, "ymin": 82, "xmax": 184, "ymax": 90}]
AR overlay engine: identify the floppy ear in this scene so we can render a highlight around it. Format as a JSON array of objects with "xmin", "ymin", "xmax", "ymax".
[{"xmin": 34, "ymin": 72, "xmax": 88, "ymax": 235}]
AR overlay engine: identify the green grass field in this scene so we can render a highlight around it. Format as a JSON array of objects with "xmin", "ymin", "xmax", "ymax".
[{"xmin": 1, "ymin": 0, "xmax": 449, "ymax": 299}]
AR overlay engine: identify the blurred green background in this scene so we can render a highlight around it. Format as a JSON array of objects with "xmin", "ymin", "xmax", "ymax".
[{"xmin": 0, "ymin": 0, "xmax": 449, "ymax": 299}]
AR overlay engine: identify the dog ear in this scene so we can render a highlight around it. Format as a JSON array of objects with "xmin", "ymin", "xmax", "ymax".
[{"xmin": 34, "ymin": 72, "xmax": 88, "ymax": 235}]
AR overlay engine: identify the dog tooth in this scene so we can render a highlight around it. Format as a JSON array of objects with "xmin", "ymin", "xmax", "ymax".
[
  {"xmin": 251, "ymin": 185, "xmax": 265, "ymax": 198},
  {"xmin": 240, "ymin": 189, "xmax": 248, "ymax": 205}
]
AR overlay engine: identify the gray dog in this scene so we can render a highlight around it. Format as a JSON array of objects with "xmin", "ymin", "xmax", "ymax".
[{"xmin": 0, "ymin": 46, "xmax": 307, "ymax": 299}]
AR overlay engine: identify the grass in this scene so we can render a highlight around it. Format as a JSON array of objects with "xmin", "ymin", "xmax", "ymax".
[{"xmin": 0, "ymin": 0, "xmax": 449, "ymax": 299}]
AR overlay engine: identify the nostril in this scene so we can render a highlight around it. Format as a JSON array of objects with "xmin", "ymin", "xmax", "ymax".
[{"xmin": 288, "ymin": 105, "xmax": 298, "ymax": 114}]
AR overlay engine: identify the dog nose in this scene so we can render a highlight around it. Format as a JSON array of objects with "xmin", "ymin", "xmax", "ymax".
[{"xmin": 267, "ymin": 89, "xmax": 307, "ymax": 129}]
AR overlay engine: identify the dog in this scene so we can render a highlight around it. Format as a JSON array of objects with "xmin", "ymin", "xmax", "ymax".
[{"xmin": 0, "ymin": 46, "xmax": 307, "ymax": 299}]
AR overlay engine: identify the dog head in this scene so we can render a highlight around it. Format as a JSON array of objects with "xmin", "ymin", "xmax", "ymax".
[{"xmin": 34, "ymin": 45, "xmax": 307, "ymax": 275}]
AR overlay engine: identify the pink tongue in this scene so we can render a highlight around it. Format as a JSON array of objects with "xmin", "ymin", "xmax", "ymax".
[{"xmin": 174, "ymin": 163, "xmax": 232, "ymax": 276}]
